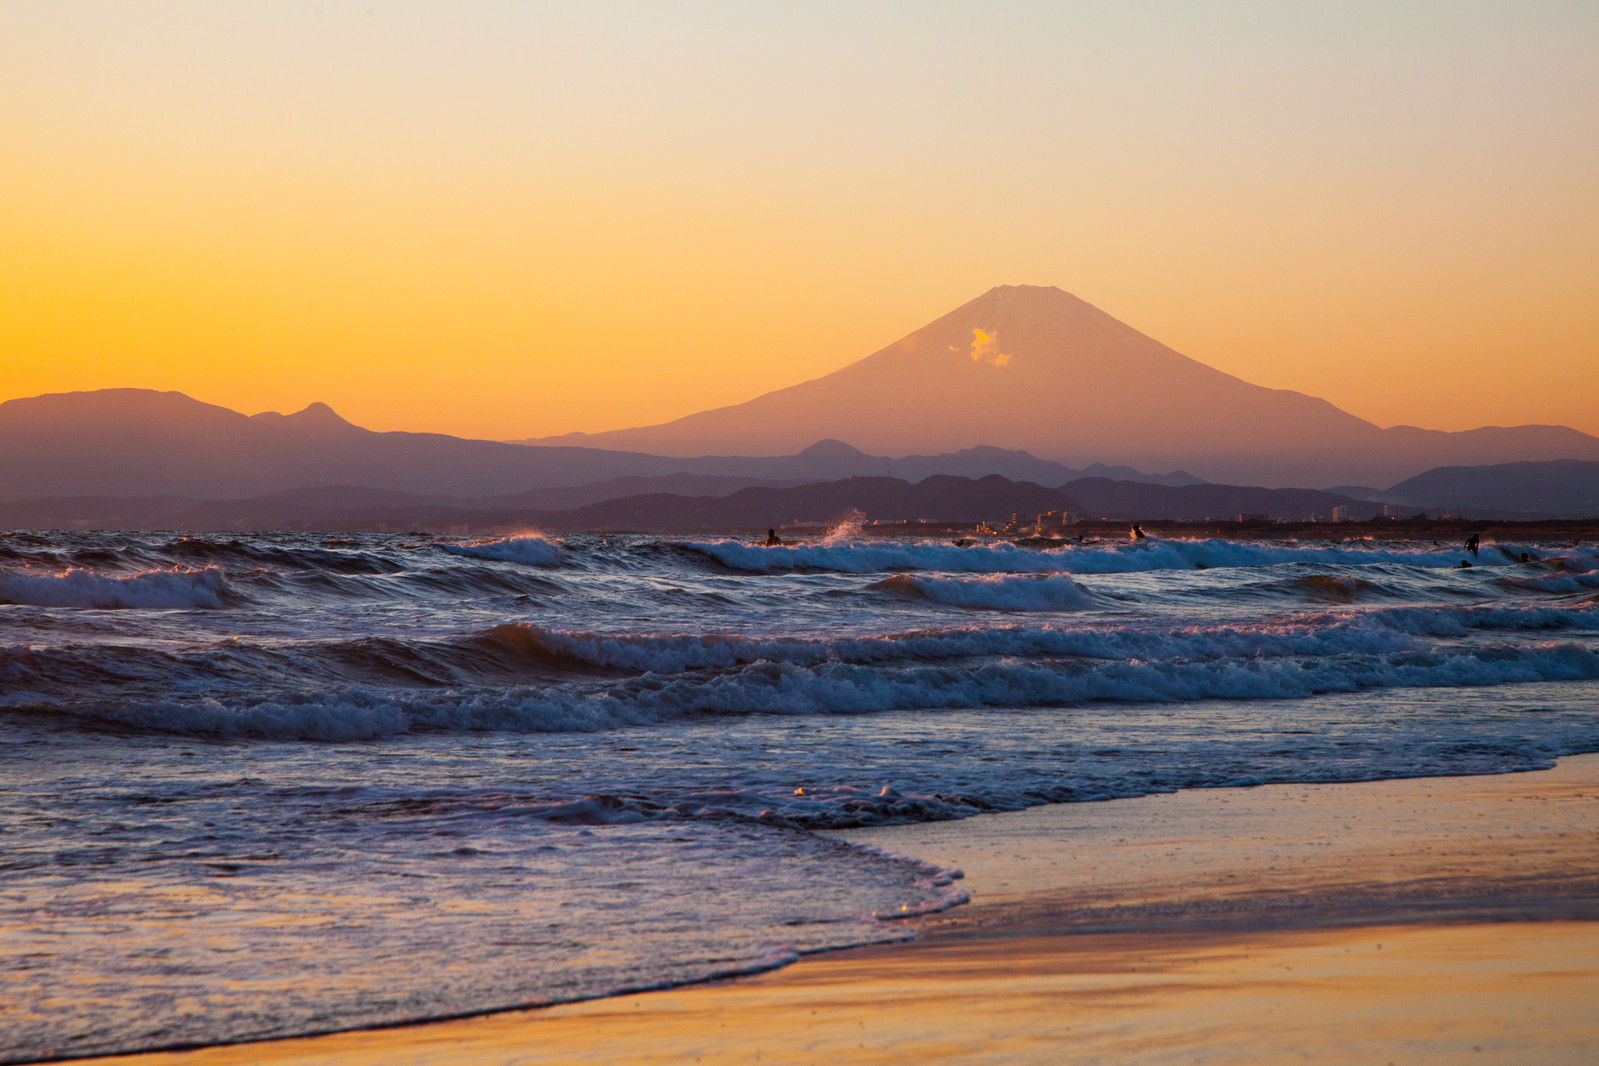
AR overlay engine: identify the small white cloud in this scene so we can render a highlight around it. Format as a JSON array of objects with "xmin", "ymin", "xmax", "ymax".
[{"xmin": 968, "ymin": 328, "xmax": 1011, "ymax": 368}]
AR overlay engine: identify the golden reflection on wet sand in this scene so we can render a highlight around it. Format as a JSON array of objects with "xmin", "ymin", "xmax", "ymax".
[{"xmin": 82, "ymin": 756, "xmax": 1599, "ymax": 1065}]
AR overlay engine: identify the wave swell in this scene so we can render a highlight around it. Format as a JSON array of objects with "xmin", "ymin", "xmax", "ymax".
[
  {"xmin": 13, "ymin": 609, "xmax": 1598, "ymax": 740},
  {"xmin": 870, "ymin": 573, "xmax": 1097, "ymax": 611},
  {"xmin": 0, "ymin": 566, "xmax": 234, "ymax": 609},
  {"xmin": 679, "ymin": 537, "xmax": 1556, "ymax": 576},
  {"xmin": 440, "ymin": 535, "xmax": 564, "ymax": 566}
]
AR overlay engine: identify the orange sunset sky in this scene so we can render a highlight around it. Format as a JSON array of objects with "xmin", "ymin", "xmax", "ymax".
[{"xmin": 3, "ymin": 2, "xmax": 1597, "ymax": 441}]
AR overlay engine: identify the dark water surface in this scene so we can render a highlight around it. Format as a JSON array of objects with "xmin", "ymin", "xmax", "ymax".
[{"xmin": 3, "ymin": 529, "xmax": 1597, "ymax": 1060}]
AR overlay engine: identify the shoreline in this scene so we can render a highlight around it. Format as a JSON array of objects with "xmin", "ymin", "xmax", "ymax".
[
  {"xmin": 833, "ymin": 752, "xmax": 1599, "ymax": 937},
  {"xmin": 66, "ymin": 754, "xmax": 1599, "ymax": 1065}
]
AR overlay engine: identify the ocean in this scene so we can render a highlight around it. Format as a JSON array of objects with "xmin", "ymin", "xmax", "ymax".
[{"xmin": 3, "ymin": 527, "xmax": 1598, "ymax": 1061}]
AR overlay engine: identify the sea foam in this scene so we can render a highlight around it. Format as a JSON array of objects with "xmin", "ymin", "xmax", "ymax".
[
  {"xmin": 870, "ymin": 573, "xmax": 1097, "ymax": 611},
  {"xmin": 39, "ymin": 605, "xmax": 1599, "ymax": 740},
  {"xmin": 487, "ymin": 604, "xmax": 1599, "ymax": 674},
  {"xmin": 52, "ymin": 637, "xmax": 1599, "ymax": 742},
  {"xmin": 440, "ymin": 534, "xmax": 564, "ymax": 566},
  {"xmin": 680, "ymin": 537, "xmax": 1519, "ymax": 576},
  {"xmin": 0, "ymin": 566, "xmax": 231, "ymax": 609}
]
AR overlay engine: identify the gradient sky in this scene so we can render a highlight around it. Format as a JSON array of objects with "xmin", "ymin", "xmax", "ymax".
[{"xmin": 4, "ymin": 1, "xmax": 1596, "ymax": 441}]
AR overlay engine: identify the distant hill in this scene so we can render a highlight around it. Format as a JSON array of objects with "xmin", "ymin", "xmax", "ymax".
[
  {"xmin": 0, "ymin": 493, "xmax": 571, "ymax": 535},
  {"xmin": 0, "ymin": 389, "xmax": 642, "ymax": 499},
  {"xmin": 506, "ymin": 437, "xmax": 1201, "ymax": 488},
  {"xmin": 0, "ymin": 389, "xmax": 1192, "ymax": 502},
  {"xmin": 257, "ymin": 475, "xmax": 828, "ymax": 513},
  {"xmin": 1385, "ymin": 460, "xmax": 1599, "ymax": 518},
  {"xmin": 528, "ymin": 285, "xmax": 1599, "ymax": 488},
  {"xmin": 5, "ymin": 386, "xmax": 1594, "ymax": 527},
  {"xmin": 10, "ymin": 287, "xmax": 1597, "ymax": 499},
  {"xmin": 9, "ymin": 465, "xmax": 1592, "ymax": 532},
  {"xmin": 0, "ymin": 475, "xmax": 1081, "ymax": 534}
]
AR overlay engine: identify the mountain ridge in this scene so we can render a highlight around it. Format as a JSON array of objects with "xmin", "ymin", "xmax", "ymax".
[
  {"xmin": 5, "ymin": 459, "xmax": 1595, "ymax": 532},
  {"xmin": 7, "ymin": 281, "xmax": 1598, "ymax": 497},
  {"xmin": 0, "ymin": 389, "xmax": 1198, "ymax": 501},
  {"xmin": 1386, "ymin": 459, "xmax": 1599, "ymax": 516},
  {"xmin": 521, "ymin": 285, "xmax": 1599, "ymax": 487}
]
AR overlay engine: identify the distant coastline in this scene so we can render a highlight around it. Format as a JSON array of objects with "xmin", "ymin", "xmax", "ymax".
[{"xmin": 4, "ymin": 484, "xmax": 1596, "ymax": 537}]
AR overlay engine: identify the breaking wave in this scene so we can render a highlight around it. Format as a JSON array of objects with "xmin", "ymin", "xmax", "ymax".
[
  {"xmin": 679, "ymin": 537, "xmax": 1537, "ymax": 576},
  {"xmin": 440, "ymin": 534, "xmax": 564, "ymax": 566},
  {"xmin": 12, "ymin": 600, "xmax": 1598, "ymax": 741},
  {"xmin": 164, "ymin": 537, "xmax": 407, "ymax": 574},
  {"xmin": 0, "ymin": 566, "xmax": 234, "ymax": 609},
  {"xmin": 869, "ymin": 573, "xmax": 1098, "ymax": 611},
  {"xmin": 1266, "ymin": 574, "xmax": 1391, "ymax": 602},
  {"xmin": 26, "ymin": 636, "xmax": 1599, "ymax": 742}
]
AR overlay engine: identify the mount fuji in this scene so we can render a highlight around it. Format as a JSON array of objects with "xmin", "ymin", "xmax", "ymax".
[{"xmin": 530, "ymin": 285, "xmax": 1598, "ymax": 488}]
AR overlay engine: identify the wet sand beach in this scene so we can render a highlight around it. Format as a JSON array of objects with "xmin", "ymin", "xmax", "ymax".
[{"xmin": 84, "ymin": 754, "xmax": 1599, "ymax": 1066}]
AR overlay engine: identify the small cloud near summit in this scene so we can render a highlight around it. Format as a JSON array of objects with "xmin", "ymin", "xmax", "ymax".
[{"xmin": 962, "ymin": 328, "xmax": 1011, "ymax": 368}]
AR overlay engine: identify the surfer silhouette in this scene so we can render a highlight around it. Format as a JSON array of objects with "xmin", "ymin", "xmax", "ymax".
[
  {"xmin": 1465, "ymin": 533, "xmax": 1480, "ymax": 557},
  {"xmin": 1130, "ymin": 523, "xmax": 1147, "ymax": 540},
  {"xmin": 1456, "ymin": 559, "xmax": 1473, "ymax": 569},
  {"xmin": 764, "ymin": 529, "xmax": 782, "ymax": 546}
]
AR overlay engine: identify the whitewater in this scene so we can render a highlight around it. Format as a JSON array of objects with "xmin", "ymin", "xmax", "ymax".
[{"xmin": 3, "ymin": 528, "xmax": 1598, "ymax": 1061}]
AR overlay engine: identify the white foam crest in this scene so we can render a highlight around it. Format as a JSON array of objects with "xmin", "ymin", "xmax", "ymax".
[
  {"xmin": 67, "ymin": 637, "xmax": 1599, "ymax": 740},
  {"xmin": 516, "ymin": 618, "xmax": 1435, "ymax": 674},
  {"xmin": 69, "ymin": 684, "xmax": 667, "ymax": 741},
  {"xmin": 634, "ymin": 644, "xmax": 1599, "ymax": 719},
  {"xmin": 1364, "ymin": 604, "xmax": 1599, "ymax": 636},
  {"xmin": 871, "ymin": 573, "xmax": 1097, "ymax": 611},
  {"xmin": 681, "ymin": 537, "xmax": 1515, "ymax": 576},
  {"xmin": 441, "ymin": 534, "xmax": 564, "ymax": 566},
  {"xmin": 821, "ymin": 509, "xmax": 868, "ymax": 546},
  {"xmin": 509, "ymin": 602, "xmax": 1598, "ymax": 676},
  {"xmin": 1499, "ymin": 571, "xmax": 1599, "ymax": 595},
  {"xmin": 0, "ymin": 566, "xmax": 230, "ymax": 609},
  {"xmin": 680, "ymin": 538, "xmax": 1038, "ymax": 573}
]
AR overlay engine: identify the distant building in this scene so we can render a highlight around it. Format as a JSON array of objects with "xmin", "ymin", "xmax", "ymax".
[
  {"xmin": 1331, "ymin": 505, "xmax": 1349, "ymax": 522},
  {"xmin": 1034, "ymin": 510, "xmax": 1082, "ymax": 530}
]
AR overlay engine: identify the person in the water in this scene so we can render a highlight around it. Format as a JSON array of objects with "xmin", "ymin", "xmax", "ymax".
[
  {"xmin": 1130, "ymin": 523, "xmax": 1147, "ymax": 540},
  {"xmin": 1465, "ymin": 533, "xmax": 1480, "ymax": 557},
  {"xmin": 764, "ymin": 528, "xmax": 782, "ymax": 546},
  {"xmin": 1456, "ymin": 559, "xmax": 1473, "ymax": 569}
]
